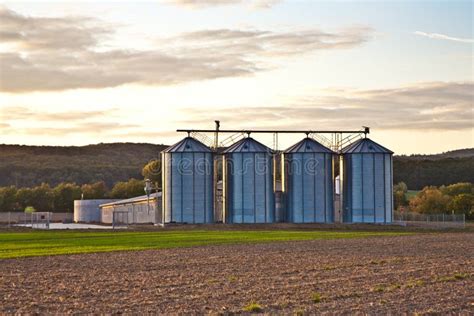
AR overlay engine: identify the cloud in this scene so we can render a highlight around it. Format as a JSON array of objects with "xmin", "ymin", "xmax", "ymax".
[
  {"xmin": 1, "ymin": 122, "xmax": 140, "ymax": 137},
  {"xmin": 0, "ymin": 106, "xmax": 112, "ymax": 121},
  {"xmin": 164, "ymin": 0, "xmax": 281, "ymax": 9},
  {"xmin": 0, "ymin": 106, "xmax": 137, "ymax": 136},
  {"xmin": 178, "ymin": 81, "xmax": 474, "ymax": 131},
  {"xmin": 0, "ymin": 6, "xmax": 372, "ymax": 93},
  {"xmin": 414, "ymin": 31, "xmax": 474, "ymax": 44},
  {"xmin": 0, "ymin": 6, "xmax": 110, "ymax": 51},
  {"xmin": 170, "ymin": 26, "xmax": 372, "ymax": 57}
]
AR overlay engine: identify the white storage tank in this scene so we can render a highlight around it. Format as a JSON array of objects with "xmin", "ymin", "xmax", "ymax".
[{"xmin": 74, "ymin": 199, "xmax": 118, "ymax": 223}]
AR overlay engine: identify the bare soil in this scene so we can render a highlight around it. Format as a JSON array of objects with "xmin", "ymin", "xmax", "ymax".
[{"xmin": 1, "ymin": 232, "xmax": 473, "ymax": 314}]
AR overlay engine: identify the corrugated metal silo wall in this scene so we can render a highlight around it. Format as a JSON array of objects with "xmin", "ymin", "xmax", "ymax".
[
  {"xmin": 224, "ymin": 152, "xmax": 275, "ymax": 223},
  {"xmin": 342, "ymin": 153, "xmax": 393, "ymax": 223},
  {"xmin": 162, "ymin": 152, "xmax": 214, "ymax": 223},
  {"xmin": 284, "ymin": 153, "xmax": 334, "ymax": 223}
]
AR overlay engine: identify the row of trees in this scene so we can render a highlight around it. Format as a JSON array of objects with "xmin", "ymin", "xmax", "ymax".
[
  {"xmin": 0, "ymin": 179, "xmax": 147, "ymax": 213},
  {"xmin": 0, "ymin": 160, "xmax": 161, "ymax": 213},
  {"xmin": 394, "ymin": 182, "xmax": 474, "ymax": 219}
]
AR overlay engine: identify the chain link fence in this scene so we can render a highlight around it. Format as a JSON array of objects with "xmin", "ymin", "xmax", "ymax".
[{"xmin": 394, "ymin": 211, "xmax": 465, "ymax": 228}]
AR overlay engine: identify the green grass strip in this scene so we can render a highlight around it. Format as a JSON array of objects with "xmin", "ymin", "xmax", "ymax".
[{"xmin": 0, "ymin": 230, "xmax": 412, "ymax": 259}]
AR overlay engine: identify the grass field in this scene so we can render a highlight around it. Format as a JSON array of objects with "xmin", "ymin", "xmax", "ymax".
[{"xmin": 0, "ymin": 230, "xmax": 412, "ymax": 259}]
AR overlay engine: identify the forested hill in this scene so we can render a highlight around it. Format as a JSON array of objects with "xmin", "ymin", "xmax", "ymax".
[
  {"xmin": 0, "ymin": 143, "xmax": 473, "ymax": 190},
  {"xmin": 0, "ymin": 143, "xmax": 167, "ymax": 188},
  {"xmin": 393, "ymin": 148, "xmax": 474, "ymax": 189},
  {"xmin": 395, "ymin": 148, "xmax": 474, "ymax": 160}
]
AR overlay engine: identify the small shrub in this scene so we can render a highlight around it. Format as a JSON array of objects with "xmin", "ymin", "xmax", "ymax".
[
  {"xmin": 436, "ymin": 273, "xmax": 470, "ymax": 283},
  {"xmin": 206, "ymin": 278, "xmax": 217, "ymax": 284},
  {"xmin": 294, "ymin": 309, "xmax": 305, "ymax": 316},
  {"xmin": 24, "ymin": 206, "xmax": 36, "ymax": 213},
  {"xmin": 437, "ymin": 275, "xmax": 455, "ymax": 282},
  {"xmin": 228, "ymin": 275, "xmax": 238, "ymax": 282},
  {"xmin": 388, "ymin": 283, "xmax": 401, "ymax": 290},
  {"xmin": 372, "ymin": 284, "xmax": 385, "ymax": 292},
  {"xmin": 454, "ymin": 273, "xmax": 470, "ymax": 280},
  {"xmin": 243, "ymin": 302, "xmax": 263, "ymax": 313},
  {"xmin": 311, "ymin": 292, "xmax": 323, "ymax": 303},
  {"xmin": 406, "ymin": 279, "xmax": 425, "ymax": 288}
]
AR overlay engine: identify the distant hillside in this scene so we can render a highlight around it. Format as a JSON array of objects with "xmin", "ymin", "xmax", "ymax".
[
  {"xmin": 0, "ymin": 143, "xmax": 167, "ymax": 188},
  {"xmin": 0, "ymin": 143, "xmax": 472, "ymax": 190},
  {"xmin": 393, "ymin": 148, "xmax": 474, "ymax": 190},
  {"xmin": 396, "ymin": 148, "xmax": 474, "ymax": 160}
]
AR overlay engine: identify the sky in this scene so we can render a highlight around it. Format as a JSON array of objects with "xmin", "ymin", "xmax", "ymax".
[{"xmin": 0, "ymin": 0, "xmax": 472, "ymax": 154}]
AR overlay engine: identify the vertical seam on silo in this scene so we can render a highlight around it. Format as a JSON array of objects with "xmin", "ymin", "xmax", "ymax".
[
  {"xmin": 223, "ymin": 155, "xmax": 227, "ymax": 223},
  {"xmin": 345, "ymin": 155, "xmax": 348, "ymax": 222},
  {"xmin": 373, "ymin": 153, "xmax": 376, "ymax": 224},
  {"xmin": 192, "ymin": 151, "xmax": 195, "ymax": 224},
  {"xmin": 348, "ymin": 155, "xmax": 352, "ymax": 222},
  {"xmin": 204, "ymin": 153, "xmax": 209, "ymax": 223},
  {"xmin": 265, "ymin": 153, "xmax": 268, "ymax": 223},
  {"xmin": 361, "ymin": 154, "xmax": 364, "ymax": 223},
  {"xmin": 254, "ymin": 153, "xmax": 257, "ymax": 224},
  {"xmin": 383, "ymin": 154, "xmax": 386, "ymax": 224},
  {"xmin": 313, "ymin": 152, "xmax": 316, "ymax": 223},
  {"xmin": 289, "ymin": 156, "xmax": 292, "ymax": 222},
  {"xmin": 301, "ymin": 153, "xmax": 305, "ymax": 223},
  {"xmin": 324, "ymin": 153, "xmax": 327, "ymax": 223},
  {"xmin": 287, "ymin": 156, "xmax": 290, "ymax": 222},
  {"xmin": 168, "ymin": 154, "xmax": 173, "ymax": 222},
  {"xmin": 204, "ymin": 153, "xmax": 207, "ymax": 223},
  {"xmin": 241, "ymin": 153, "xmax": 244, "ymax": 224},
  {"xmin": 209, "ymin": 153, "xmax": 211, "ymax": 223},
  {"xmin": 390, "ymin": 155, "xmax": 393, "ymax": 222},
  {"xmin": 301, "ymin": 155, "xmax": 304, "ymax": 223},
  {"xmin": 162, "ymin": 153, "xmax": 165, "ymax": 224},
  {"xmin": 181, "ymin": 152, "xmax": 183, "ymax": 223}
]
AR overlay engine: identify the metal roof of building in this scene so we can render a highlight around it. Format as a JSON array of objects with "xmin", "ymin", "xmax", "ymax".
[
  {"xmin": 162, "ymin": 137, "xmax": 212, "ymax": 153},
  {"xmin": 100, "ymin": 192, "xmax": 162, "ymax": 208},
  {"xmin": 223, "ymin": 137, "xmax": 271, "ymax": 153},
  {"xmin": 284, "ymin": 137, "xmax": 334, "ymax": 154},
  {"xmin": 341, "ymin": 138, "xmax": 393, "ymax": 154}
]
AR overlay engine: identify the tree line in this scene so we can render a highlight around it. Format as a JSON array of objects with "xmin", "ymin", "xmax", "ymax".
[
  {"xmin": 0, "ymin": 180, "xmax": 145, "ymax": 213},
  {"xmin": 394, "ymin": 182, "xmax": 474, "ymax": 219},
  {"xmin": 0, "ymin": 160, "xmax": 162, "ymax": 213}
]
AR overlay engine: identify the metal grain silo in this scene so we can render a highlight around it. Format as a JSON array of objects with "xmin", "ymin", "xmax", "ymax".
[
  {"xmin": 161, "ymin": 137, "xmax": 213, "ymax": 224},
  {"xmin": 282, "ymin": 138, "xmax": 335, "ymax": 223},
  {"xmin": 223, "ymin": 137, "xmax": 275, "ymax": 223},
  {"xmin": 341, "ymin": 138, "xmax": 393, "ymax": 223}
]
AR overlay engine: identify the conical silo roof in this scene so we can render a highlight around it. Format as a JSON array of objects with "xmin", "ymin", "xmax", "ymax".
[
  {"xmin": 223, "ymin": 137, "xmax": 271, "ymax": 153},
  {"xmin": 341, "ymin": 138, "xmax": 393, "ymax": 154},
  {"xmin": 284, "ymin": 137, "xmax": 334, "ymax": 154},
  {"xmin": 162, "ymin": 137, "xmax": 212, "ymax": 153}
]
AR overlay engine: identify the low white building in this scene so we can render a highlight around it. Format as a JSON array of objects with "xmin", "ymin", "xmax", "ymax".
[{"xmin": 100, "ymin": 192, "xmax": 162, "ymax": 225}]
